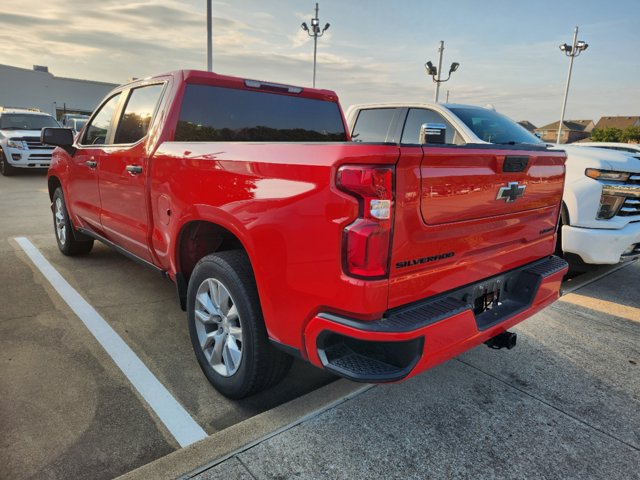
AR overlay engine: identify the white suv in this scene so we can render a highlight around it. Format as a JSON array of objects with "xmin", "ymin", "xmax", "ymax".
[
  {"xmin": 0, "ymin": 107, "xmax": 61, "ymax": 176},
  {"xmin": 345, "ymin": 103, "xmax": 640, "ymax": 265}
]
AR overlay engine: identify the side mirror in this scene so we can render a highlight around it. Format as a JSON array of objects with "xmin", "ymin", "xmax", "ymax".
[
  {"xmin": 419, "ymin": 123, "xmax": 447, "ymax": 144},
  {"xmin": 41, "ymin": 128, "xmax": 75, "ymax": 155}
]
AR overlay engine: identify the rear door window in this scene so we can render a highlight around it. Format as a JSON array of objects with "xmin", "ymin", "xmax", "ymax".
[
  {"xmin": 82, "ymin": 93, "xmax": 122, "ymax": 145},
  {"xmin": 351, "ymin": 108, "xmax": 397, "ymax": 142},
  {"xmin": 401, "ymin": 108, "xmax": 463, "ymax": 145},
  {"xmin": 114, "ymin": 84, "xmax": 164, "ymax": 144},
  {"xmin": 174, "ymin": 84, "xmax": 346, "ymax": 142}
]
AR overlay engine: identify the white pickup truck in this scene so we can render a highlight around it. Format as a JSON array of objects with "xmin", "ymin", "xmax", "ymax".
[{"xmin": 346, "ymin": 103, "xmax": 640, "ymax": 265}]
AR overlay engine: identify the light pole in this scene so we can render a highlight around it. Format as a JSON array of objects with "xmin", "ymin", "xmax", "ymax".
[
  {"xmin": 301, "ymin": 3, "xmax": 330, "ymax": 88},
  {"xmin": 425, "ymin": 41, "xmax": 459, "ymax": 103},
  {"xmin": 206, "ymin": 0, "xmax": 213, "ymax": 71},
  {"xmin": 557, "ymin": 26, "xmax": 588, "ymax": 143}
]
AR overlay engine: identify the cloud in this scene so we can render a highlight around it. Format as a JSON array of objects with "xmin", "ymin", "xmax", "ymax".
[
  {"xmin": 0, "ymin": 0, "xmax": 637, "ymax": 126},
  {"xmin": 0, "ymin": 13, "xmax": 59, "ymax": 27}
]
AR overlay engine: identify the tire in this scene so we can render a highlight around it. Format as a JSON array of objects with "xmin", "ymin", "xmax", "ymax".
[
  {"xmin": 0, "ymin": 150, "xmax": 16, "ymax": 176},
  {"xmin": 187, "ymin": 250, "xmax": 293, "ymax": 399},
  {"xmin": 52, "ymin": 187, "xmax": 94, "ymax": 256}
]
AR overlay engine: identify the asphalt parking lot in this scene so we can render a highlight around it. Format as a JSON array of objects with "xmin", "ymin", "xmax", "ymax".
[
  {"xmin": 1, "ymin": 171, "xmax": 639, "ymax": 480},
  {"xmin": 0, "ymin": 172, "xmax": 335, "ymax": 480}
]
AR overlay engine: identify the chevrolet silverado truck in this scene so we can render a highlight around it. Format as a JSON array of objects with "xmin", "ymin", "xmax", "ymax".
[
  {"xmin": 347, "ymin": 103, "xmax": 640, "ymax": 265},
  {"xmin": 0, "ymin": 107, "xmax": 60, "ymax": 176},
  {"xmin": 43, "ymin": 71, "xmax": 567, "ymax": 398}
]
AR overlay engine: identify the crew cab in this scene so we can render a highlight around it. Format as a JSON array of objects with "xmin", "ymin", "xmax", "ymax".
[
  {"xmin": 347, "ymin": 103, "xmax": 640, "ymax": 265},
  {"xmin": 43, "ymin": 71, "xmax": 567, "ymax": 398},
  {"xmin": 0, "ymin": 107, "xmax": 59, "ymax": 176}
]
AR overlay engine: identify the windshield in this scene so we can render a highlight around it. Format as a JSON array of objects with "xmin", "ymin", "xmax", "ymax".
[
  {"xmin": 448, "ymin": 107, "xmax": 543, "ymax": 145},
  {"xmin": 0, "ymin": 114, "xmax": 60, "ymax": 130}
]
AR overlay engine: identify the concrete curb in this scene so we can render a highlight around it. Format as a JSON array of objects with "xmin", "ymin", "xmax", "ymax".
[{"xmin": 117, "ymin": 379, "xmax": 373, "ymax": 480}]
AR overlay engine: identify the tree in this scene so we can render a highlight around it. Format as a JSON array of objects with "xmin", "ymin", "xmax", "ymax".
[
  {"xmin": 589, "ymin": 127, "xmax": 623, "ymax": 142},
  {"xmin": 621, "ymin": 126, "xmax": 640, "ymax": 143}
]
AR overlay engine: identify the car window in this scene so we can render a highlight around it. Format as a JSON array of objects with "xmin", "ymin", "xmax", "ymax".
[
  {"xmin": 174, "ymin": 84, "xmax": 346, "ymax": 142},
  {"xmin": 448, "ymin": 107, "xmax": 543, "ymax": 145},
  {"xmin": 351, "ymin": 108, "xmax": 396, "ymax": 142},
  {"xmin": 82, "ymin": 93, "xmax": 122, "ymax": 145},
  {"xmin": 114, "ymin": 84, "xmax": 164, "ymax": 144},
  {"xmin": 401, "ymin": 108, "xmax": 463, "ymax": 145}
]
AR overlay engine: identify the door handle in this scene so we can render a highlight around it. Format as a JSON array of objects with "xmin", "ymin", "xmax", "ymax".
[
  {"xmin": 126, "ymin": 165, "xmax": 143, "ymax": 175},
  {"xmin": 85, "ymin": 160, "xmax": 97, "ymax": 168}
]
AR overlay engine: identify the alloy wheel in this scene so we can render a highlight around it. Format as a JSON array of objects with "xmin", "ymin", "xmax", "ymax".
[
  {"xmin": 194, "ymin": 278, "xmax": 243, "ymax": 377},
  {"xmin": 54, "ymin": 197, "xmax": 67, "ymax": 246}
]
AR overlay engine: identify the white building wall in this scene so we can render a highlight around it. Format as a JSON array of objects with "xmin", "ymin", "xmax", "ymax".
[{"xmin": 0, "ymin": 64, "xmax": 118, "ymax": 117}]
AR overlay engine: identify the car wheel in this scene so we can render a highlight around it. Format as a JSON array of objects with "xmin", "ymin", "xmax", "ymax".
[
  {"xmin": 187, "ymin": 250, "xmax": 292, "ymax": 399},
  {"xmin": 52, "ymin": 187, "xmax": 94, "ymax": 256},
  {"xmin": 0, "ymin": 151, "xmax": 16, "ymax": 176}
]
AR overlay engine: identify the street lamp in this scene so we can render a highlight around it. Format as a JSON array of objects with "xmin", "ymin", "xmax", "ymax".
[
  {"xmin": 556, "ymin": 26, "xmax": 588, "ymax": 143},
  {"xmin": 206, "ymin": 0, "xmax": 212, "ymax": 71},
  {"xmin": 425, "ymin": 41, "xmax": 459, "ymax": 102},
  {"xmin": 301, "ymin": 3, "xmax": 330, "ymax": 88}
]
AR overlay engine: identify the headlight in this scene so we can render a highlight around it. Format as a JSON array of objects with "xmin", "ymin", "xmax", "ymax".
[
  {"xmin": 7, "ymin": 139, "xmax": 27, "ymax": 150},
  {"xmin": 585, "ymin": 168, "xmax": 630, "ymax": 182}
]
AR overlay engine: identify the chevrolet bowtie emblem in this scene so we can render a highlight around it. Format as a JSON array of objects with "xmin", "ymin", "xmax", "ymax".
[{"xmin": 496, "ymin": 182, "xmax": 526, "ymax": 202}]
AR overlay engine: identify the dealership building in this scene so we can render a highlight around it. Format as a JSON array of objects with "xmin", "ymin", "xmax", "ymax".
[{"xmin": 0, "ymin": 63, "xmax": 118, "ymax": 119}]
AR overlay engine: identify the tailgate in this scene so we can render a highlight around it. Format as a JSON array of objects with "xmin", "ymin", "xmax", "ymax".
[
  {"xmin": 389, "ymin": 145, "xmax": 565, "ymax": 309},
  {"xmin": 421, "ymin": 147, "xmax": 564, "ymax": 224}
]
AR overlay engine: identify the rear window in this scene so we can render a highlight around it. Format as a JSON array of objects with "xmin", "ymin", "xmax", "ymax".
[
  {"xmin": 351, "ymin": 108, "xmax": 396, "ymax": 142},
  {"xmin": 174, "ymin": 84, "xmax": 347, "ymax": 142}
]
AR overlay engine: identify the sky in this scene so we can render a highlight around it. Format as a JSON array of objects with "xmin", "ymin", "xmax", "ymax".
[{"xmin": 0, "ymin": 0, "xmax": 638, "ymax": 127}]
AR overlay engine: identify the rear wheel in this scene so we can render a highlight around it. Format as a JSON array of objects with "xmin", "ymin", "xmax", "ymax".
[
  {"xmin": 52, "ymin": 188, "xmax": 94, "ymax": 256},
  {"xmin": 187, "ymin": 250, "xmax": 292, "ymax": 399},
  {"xmin": 0, "ymin": 150, "xmax": 16, "ymax": 176}
]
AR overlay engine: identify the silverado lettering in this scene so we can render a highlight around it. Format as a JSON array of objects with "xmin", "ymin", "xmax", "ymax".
[
  {"xmin": 396, "ymin": 252, "xmax": 455, "ymax": 269},
  {"xmin": 43, "ymin": 70, "xmax": 568, "ymax": 399}
]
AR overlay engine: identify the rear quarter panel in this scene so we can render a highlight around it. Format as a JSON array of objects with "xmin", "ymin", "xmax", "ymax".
[{"xmin": 150, "ymin": 142, "xmax": 399, "ymax": 350}]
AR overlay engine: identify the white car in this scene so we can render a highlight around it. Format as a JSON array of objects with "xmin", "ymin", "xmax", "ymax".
[
  {"xmin": 68, "ymin": 117, "xmax": 88, "ymax": 135},
  {"xmin": 0, "ymin": 107, "xmax": 60, "ymax": 176},
  {"xmin": 59, "ymin": 113, "xmax": 90, "ymax": 128},
  {"xmin": 345, "ymin": 103, "xmax": 640, "ymax": 265}
]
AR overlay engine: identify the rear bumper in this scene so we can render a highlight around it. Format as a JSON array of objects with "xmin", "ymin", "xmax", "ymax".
[
  {"xmin": 304, "ymin": 256, "xmax": 568, "ymax": 382},
  {"xmin": 562, "ymin": 223, "xmax": 640, "ymax": 264}
]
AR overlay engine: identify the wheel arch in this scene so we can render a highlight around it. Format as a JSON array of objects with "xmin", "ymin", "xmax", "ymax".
[
  {"xmin": 173, "ymin": 219, "xmax": 255, "ymax": 310},
  {"xmin": 48, "ymin": 175, "xmax": 62, "ymax": 201}
]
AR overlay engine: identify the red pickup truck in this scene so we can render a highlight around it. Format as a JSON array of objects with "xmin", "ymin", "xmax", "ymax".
[{"xmin": 43, "ymin": 70, "xmax": 568, "ymax": 398}]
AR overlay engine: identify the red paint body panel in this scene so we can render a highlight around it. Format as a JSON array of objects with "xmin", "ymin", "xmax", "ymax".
[
  {"xmin": 389, "ymin": 146, "xmax": 564, "ymax": 309},
  {"xmin": 66, "ymin": 146, "xmax": 102, "ymax": 232},
  {"xmin": 48, "ymin": 69, "xmax": 567, "ymax": 381},
  {"xmin": 149, "ymin": 141, "xmax": 399, "ymax": 347},
  {"xmin": 98, "ymin": 143, "xmax": 152, "ymax": 261}
]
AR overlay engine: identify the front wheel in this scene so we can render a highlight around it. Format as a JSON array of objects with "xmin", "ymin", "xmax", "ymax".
[
  {"xmin": 187, "ymin": 250, "xmax": 292, "ymax": 399},
  {"xmin": 0, "ymin": 150, "xmax": 16, "ymax": 176},
  {"xmin": 52, "ymin": 188, "xmax": 94, "ymax": 256}
]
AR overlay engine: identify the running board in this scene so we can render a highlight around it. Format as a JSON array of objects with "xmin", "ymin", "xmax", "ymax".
[{"xmin": 77, "ymin": 227, "xmax": 167, "ymax": 278}]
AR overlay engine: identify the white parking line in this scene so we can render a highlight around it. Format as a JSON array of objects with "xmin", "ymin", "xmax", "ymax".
[{"xmin": 15, "ymin": 236, "xmax": 208, "ymax": 448}]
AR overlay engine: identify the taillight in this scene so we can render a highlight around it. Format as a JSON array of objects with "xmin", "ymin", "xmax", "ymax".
[{"xmin": 337, "ymin": 165, "xmax": 394, "ymax": 278}]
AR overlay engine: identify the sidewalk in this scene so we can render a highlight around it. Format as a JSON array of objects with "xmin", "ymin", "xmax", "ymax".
[{"xmin": 193, "ymin": 297, "xmax": 640, "ymax": 480}]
